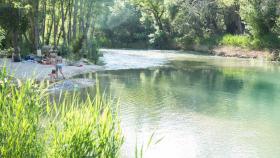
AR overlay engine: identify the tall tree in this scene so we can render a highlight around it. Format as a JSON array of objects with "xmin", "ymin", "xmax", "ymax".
[
  {"xmin": 33, "ymin": 0, "xmax": 40, "ymax": 51},
  {"xmin": 0, "ymin": 4, "xmax": 28, "ymax": 59}
]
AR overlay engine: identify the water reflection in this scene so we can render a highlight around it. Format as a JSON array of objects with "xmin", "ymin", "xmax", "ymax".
[{"xmin": 77, "ymin": 58, "xmax": 280, "ymax": 158}]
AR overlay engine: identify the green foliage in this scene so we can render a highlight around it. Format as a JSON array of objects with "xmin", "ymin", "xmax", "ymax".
[
  {"xmin": 240, "ymin": 0, "xmax": 278, "ymax": 36},
  {"xmin": 0, "ymin": 68, "xmax": 123, "ymax": 158},
  {"xmin": 72, "ymin": 36, "xmax": 84, "ymax": 55},
  {"xmin": 251, "ymin": 34, "xmax": 280, "ymax": 49},
  {"xmin": 97, "ymin": 1, "xmax": 151, "ymax": 49},
  {"xmin": 46, "ymin": 93, "xmax": 123, "ymax": 158},
  {"xmin": 149, "ymin": 30, "xmax": 171, "ymax": 49},
  {"xmin": 0, "ymin": 67, "xmax": 44, "ymax": 158},
  {"xmin": 0, "ymin": 5, "xmax": 29, "ymax": 34},
  {"xmin": 220, "ymin": 34, "xmax": 251, "ymax": 48},
  {"xmin": 0, "ymin": 27, "xmax": 5, "ymax": 49},
  {"xmin": 0, "ymin": 0, "xmax": 280, "ymax": 55},
  {"xmin": 86, "ymin": 38, "xmax": 100, "ymax": 64},
  {"xmin": 180, "ymin": 33, "xmax": 280, "ymax": 50},
  {"xmin": 0, "ymin": 48, "xmax": 14, "ymax": 57},
  {"xmin": 58, "ymin": 45, "xmax": 67, "ymax": 56},
  {"xmin": 219, "ymin": 34, "xmax": 280, "ymax": 49}
]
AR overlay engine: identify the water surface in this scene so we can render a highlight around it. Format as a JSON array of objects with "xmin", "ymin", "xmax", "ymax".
[{"xmin": 81, "ymin": 50, "xmax": 280, "ymax": 158}]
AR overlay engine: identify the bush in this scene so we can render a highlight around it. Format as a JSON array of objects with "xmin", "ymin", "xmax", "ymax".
[
  {"xmin": 254, "ymin": 34, "xmax": 280, "ymax": 49},
  {"xmin": 59, "ymin": 44, "xmax": 71, "ymax": 57},
  {"xmin": 175, "ymin": 36, "xmax": 196, "ymax": 50},
  {"xmin": 149, "ymin": 30, "xmax": 173, "ymax": 49},
  {"xmin": 220, "ymin": 34, "xmax": 251, "ymax": 48},
  {"xmin": 219, "ymin": 34, "xmax": 280, "ymax": 50},
  {"xmin": 85, "ymin": 38, "xmax": 100, "ymax": 64}
]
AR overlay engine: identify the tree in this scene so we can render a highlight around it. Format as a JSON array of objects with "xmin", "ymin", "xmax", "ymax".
[
  {"xmin": 0, "ymin": 4, "xmax": 29, "ymax": 58},
  {"xmin": 240, "ymin": 0, "xmax": 278, "ymax": 36},
  {"xmin": 131, "ymin": 0, "xmax": 173, "ymax": 48}
]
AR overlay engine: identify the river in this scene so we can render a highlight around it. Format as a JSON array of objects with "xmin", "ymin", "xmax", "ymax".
[{"xmin": 77, "ymin": 49, "xmax": 280, "ymax": 158}]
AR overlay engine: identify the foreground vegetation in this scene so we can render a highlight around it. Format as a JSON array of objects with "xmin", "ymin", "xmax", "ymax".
[{"xmin": 0, "ymin": 68, "xmax": 123, "ymax": 157}]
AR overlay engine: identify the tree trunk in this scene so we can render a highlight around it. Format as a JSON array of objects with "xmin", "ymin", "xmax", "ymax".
[
  {"xmin": 79, "ymin": 0, "xmax": 85, "ymax": 35},
  {"xmin": 60, "ymin": 0, "xmax": 66, "ymax": 46},
  {"xmin": 83, "ymin": 1, "xmax": 94, "ymax": 41},
  {"xmin": 12, "ymin": 30, "xmax": 20, "ymax": 56},
  {"xmin": 57, "ymin": 2, "xmax": 70, "ymax": 46},
  {"xmin": 46, "ymin": 19, "xmax": 53, "ymax": 45},
  {"xmin": 33, "ymin": 0, "xmax": 40, "ymax": 51},
  {"xmin": 153, "ymin": 12, "xmax": 164, "ymax": 32},
  {"xmin": 52, "ymin": 0, "xmax": 58, "ymax": 48},
  {"xmin": 235, "ymin": 4, "xmax": 243, "ymax": 34},
  {"xmin": 77, "ymin": 0, "xmax": 94, "ymax": 54},
  {"xmin": 72, "ymin": 0, "xmax": 78, "ymax": 40},
  {"xmin": 67, "ymin": 0, "xmax": 73, "ymax": 45},
  {"xmin": 224, "ymin": 4, "xmax": 244, "ymax": 34},
  {"xmin": 41, "ymin": 0, "xmax": 47, "ymax": 45}
]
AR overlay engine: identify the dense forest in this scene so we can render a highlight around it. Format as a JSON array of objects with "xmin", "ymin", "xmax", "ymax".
[{"xmin": 0, "ymin": 0, "xmax": 280, "ymax": 61}]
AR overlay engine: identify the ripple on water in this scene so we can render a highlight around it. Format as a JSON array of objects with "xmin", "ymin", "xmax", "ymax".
[{"xmin": 86, "ymin": 50, "xmax": 280, "ymax": 158}]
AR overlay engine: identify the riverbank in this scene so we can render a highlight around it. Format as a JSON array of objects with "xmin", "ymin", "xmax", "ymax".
[
  {"xmin": 189, "ymin": 45, "xmax": 280, "ymax": 61},
  {"xmin": 211, "ymin": 46, "xmax": 280, "ymax": 61},
  {"xmin": 0, "ymin": 49, "xmax": 168, "ymax": 82},
  {"xmin": 0, "ymin": 58, "xmax": 103, "ymax": 81},
  {"xmin": 1, "ymin": 48, "xmax": 278, "ymax": 82}
]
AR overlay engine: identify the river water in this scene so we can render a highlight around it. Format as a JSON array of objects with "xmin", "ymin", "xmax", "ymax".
[{"xmin": 79, "ymin": 49, "xmax": 280, "ymax": 158}]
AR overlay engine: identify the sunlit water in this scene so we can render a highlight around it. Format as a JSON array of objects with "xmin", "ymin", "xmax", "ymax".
[{"xmin": 77, "ymin": 49, "xmax": 280, "ymax": 158}]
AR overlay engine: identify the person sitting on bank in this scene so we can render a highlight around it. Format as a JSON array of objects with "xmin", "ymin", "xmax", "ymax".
[{"xmin": 55, "ymin": 56, "xmax": 65, "ymax": 79}]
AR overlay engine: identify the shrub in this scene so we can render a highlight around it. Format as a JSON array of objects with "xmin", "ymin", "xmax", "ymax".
[
  {"xmin": 59, "ymin": 44, "xmax": 71, "ymax": 57},
  {"xmin": 175, "ymin": 36, "xmax": 196, "ymax": 50},
  {"xmin": 220, "ymin": 34, "xmax": 251, "ymax": 48},
  {"xmin": 255, "ymin": 34, "xmax": 280, "ymax": 49},
  {"xmin": 219, "ymin": 34, "xmax": 280, "ymax": 50},
  {"xmin": 85, "ymin": 38, "xmax": 100, "ymax": 64},
  {"xmin": 149, "ymin": 30, "xmax": 173, "ymax": 49}
]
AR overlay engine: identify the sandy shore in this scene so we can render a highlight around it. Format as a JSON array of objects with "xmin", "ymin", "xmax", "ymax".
[
  {"xmin": 0, "ymin": 58, "xmax": 103, "ymax": 81},
  {"xmin": 212, "ymin": 46, "xmax": 278, "ymax": 60}
]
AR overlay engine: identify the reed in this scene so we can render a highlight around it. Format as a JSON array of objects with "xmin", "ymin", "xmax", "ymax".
[
  {"xmin": 45, "ymin": 92, "xmax": 124, "ymax": 158},
  {"xmin": 0, "ymin": 67, "xmax": 45, "ymax": 157},
  {"xmin": 0, "ymin": 67, "xmax": 123, "ymax": 158}
]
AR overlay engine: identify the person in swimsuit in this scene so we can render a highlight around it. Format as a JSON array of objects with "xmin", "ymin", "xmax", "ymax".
[
  {"xmin": 48, "ymin": 69, "xmax": 56, "ymax": 82},
  {"xmin": 55, "ymin": 56, "xmax": 65, "ymax": 79}
]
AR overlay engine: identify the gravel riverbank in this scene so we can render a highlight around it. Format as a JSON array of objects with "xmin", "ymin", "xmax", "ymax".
[{"xmin": 0, "ymin": 58, "xmax": 103, "ymax": 81}]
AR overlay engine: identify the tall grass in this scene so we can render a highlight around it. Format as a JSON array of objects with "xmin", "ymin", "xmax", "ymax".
[
  {"xmin": 220, "ymin": 34, "xmax": 251, "ymax": 48},
  {"xmin": 219, "ymin": 34, "xmax": 280, "ymax": 50},
  {"xmin": 0, "ymin": 67, "xmax": 45, "ymax": 157},
  {"xmin": 0, "ymin": 67, "xmax": 123, "ymax": 158},
  {"xmin": 45, "ymin": 92, "xmax": 123, "ymax": 158}
]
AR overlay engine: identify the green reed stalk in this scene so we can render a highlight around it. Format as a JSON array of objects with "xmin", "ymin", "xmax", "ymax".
[
  {"xmin": 0, "ymin": 67, "xmax": 45, "ymax": 158},
  {"xmin": 0, "ymin": 67, "xmax": 123, "ymax": 158}
]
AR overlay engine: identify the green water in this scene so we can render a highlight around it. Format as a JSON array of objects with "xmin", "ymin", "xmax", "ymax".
[{"xmin": 80, "ymin": 50, "xmax": 280, "ymax": 158}]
